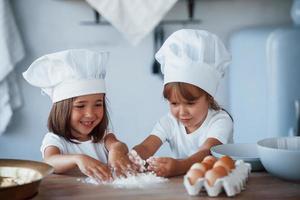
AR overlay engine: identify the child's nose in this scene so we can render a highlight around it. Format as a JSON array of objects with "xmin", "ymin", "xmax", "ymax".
[
  {"xmin": 178, "ymin": 105, "xmax": 187, "ymax": 115},
  {"xmin": 84, "ymin": 107, "xmax": 95, "ymax": 117}
]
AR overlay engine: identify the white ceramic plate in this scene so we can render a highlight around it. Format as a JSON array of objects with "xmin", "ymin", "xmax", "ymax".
[{"xmin": 210, "ymin": 143, "xmax": 264, "ymax": 171}]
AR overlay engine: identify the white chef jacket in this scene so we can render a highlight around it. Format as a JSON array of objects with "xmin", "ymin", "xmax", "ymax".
[
  {"xmin": 40, "ymin": 132, "xmax": 108, "ymax": 163},
  {"xmin": 152, "ymin": 109, "xmax": 233, "ymax": 159}
]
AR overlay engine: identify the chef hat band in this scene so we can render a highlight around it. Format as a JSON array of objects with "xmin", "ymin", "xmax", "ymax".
[
  {"xmin": 23, "ymin": 49, "xmax": 109, "ymax": 103},
  {"xmin": 164, "ymin": 62, "xmax": 220, "ymax": 97},
  {"xmin": 52, "ymin": 79, "xmax": 106, "ymax": 103},
  {"xmin": 155, "ymin": 29, "xmax": 231, "ymax": 98}
]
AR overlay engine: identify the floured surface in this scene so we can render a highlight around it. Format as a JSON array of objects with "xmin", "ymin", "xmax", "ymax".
[
  {"xmin": 80, "ymin": 150, "xmax": 168, "ymax": 189},
  {"xmin": 80, "ymin": 172, "xmax": 168, "ymax": 189}
]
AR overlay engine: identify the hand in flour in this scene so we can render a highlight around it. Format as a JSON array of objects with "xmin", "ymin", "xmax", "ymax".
[
  {"xmin": 76, "ymin": 154, "xmax": 112, "ymax": 181},
  {"xmin": 105, "ymin": 134, "xmax": 138, "ymax": 177},
  {"xmin": 146, "ymin": 157, "xmax": 178, "ymax": 177},
  {"xmin": 108, "ymin": 145, "xmax": 138, "ymax": 177},
  {"xmin": 128, "ymin": 149, "xmax": 148, "ymax": 172}
]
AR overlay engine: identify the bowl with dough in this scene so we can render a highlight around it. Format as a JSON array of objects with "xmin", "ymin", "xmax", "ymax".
[
  {"xmin": 257, "ymin": 136, "xmax": 300, "ymax": 181},
  {"xmin": 210, "ymin": 143, "xmax": 264, "ymax": 171},
  {"xmin": 0, "ymin": 159, "xmax": 53, "ymax": 200}
]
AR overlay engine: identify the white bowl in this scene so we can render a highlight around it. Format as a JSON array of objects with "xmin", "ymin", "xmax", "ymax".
[
  {"xmin": 257, "ymin": 136, "xmax": 300, "ymax": 181},
  {"xmin": 210, "ymin": 143, "xmax": 264, "ymax": 171}
]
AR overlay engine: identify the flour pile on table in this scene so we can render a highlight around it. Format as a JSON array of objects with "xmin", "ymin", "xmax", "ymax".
[
  {"xmin": 80, "ymin": 150, "xmax": 167, "ymax": 188},
  {"xmin": 81, "ymin": 172, "xmax": 168, "ymax": 189}
]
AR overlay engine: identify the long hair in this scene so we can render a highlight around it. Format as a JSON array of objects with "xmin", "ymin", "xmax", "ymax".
[{"xmin": 47, "ymin": 95, "xmax": 109, "ymax": 143}]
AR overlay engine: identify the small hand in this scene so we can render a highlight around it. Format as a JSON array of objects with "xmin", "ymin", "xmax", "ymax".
[
  {"xmin": 146, "ymin": 157, "xmax": 178, "ymax": 177},
  {"xmin": 128, "ymin": 149, "xmax": 147, "ymax": 172},
  {"xmin": 108, "ymin": 149, "xmax": 138, "ymax": 177},
  {"xmin": 76, "ymin": 155, "xmax": 112, "ymax": 181}
]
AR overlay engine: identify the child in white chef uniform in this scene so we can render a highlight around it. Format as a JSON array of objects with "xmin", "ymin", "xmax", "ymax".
[
  {"xmin": 23, "ymin": 49, "xmax": 135, "ymax": 181},
  {"xmin": 132, "ymin": 29, "xmax": 233, "ymax": 177}
]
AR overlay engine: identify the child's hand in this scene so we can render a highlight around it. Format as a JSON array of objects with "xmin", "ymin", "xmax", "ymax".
[
  {"xmin": 108, "ymin": 148, "xmax": 138, "ymax": 177},
  {"xmin": 76, "ymin": 155, "xmax": 112, "ymax": 181},
  {"xmin": 128, "ymin": 149, "xmax": 148, "ymax": 172},
  {"xmin": 146, "ymin": 157, "xmax": 178, "ymax": 177}
]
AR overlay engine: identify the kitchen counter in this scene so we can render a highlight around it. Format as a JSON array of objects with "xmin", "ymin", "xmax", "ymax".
[{"xmin": 34, "ymin": 172, "xmax": 300, "ymax": 200}]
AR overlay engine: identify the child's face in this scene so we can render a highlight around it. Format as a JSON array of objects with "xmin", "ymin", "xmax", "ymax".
[
  {"xmin": 168, "ymin": 90, "xmax": 209, "ymax": 133},
  {"xmin": 70, "ymin": 93, "xmax": 104, "ymax": 141}
]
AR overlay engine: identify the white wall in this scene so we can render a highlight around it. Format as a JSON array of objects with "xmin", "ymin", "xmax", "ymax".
[{"xmin": 0, "ymin": 0, "xmax": 292, "ymax": 161}]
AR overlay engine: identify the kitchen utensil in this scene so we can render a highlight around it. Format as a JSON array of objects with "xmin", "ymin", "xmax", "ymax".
[{"xmin": 0, "ymin": 159, "xmax": 53, "ymax": 200}]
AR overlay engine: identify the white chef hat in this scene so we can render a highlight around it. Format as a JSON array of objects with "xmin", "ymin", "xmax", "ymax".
[
  {"xmin": 23, "ymin": 49, "xmax": 109, "ymax": 103},
  {"xmin": 155, "ymin": 29, "xmax": 231, "ymax": 98}
]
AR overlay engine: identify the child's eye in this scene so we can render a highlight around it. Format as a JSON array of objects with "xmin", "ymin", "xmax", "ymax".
[
  {"xmin": 74, "ymin": 105, "xmax": 84, "ymax": 108},
  {"xmin": 187, "ymin": 102, "xmax": 195, "ymax": 105},
  {"xmin": 95, "ymin": 103, "xmax": 103, "ymax": 107},
  {"xmin": 170, "ymin": 102, "xmax": 178, "ymax": 106}
]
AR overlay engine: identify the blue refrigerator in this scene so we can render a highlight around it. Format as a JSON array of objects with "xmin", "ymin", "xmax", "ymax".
[{"xmin": 229, "ymin": 26, "xmax": 300, "ymax": 143}]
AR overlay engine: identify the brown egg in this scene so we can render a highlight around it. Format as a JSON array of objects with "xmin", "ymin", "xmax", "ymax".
[
  {"xmin": 190, "ymin": 162, "xmax": 211, "ymax": 173},
  {"xmin": 190, "ymin": 162, "xmax": 203, "ymax": 170},
  {"xmin": 205, "ymin": 166, "xmax": 228, "ymax": 186},
  {"xmin": 213, "ymin": 166, "xmax": 228, "ymax": 176},
  {"xmin": 203, "ymin": 155, "xmax": 217, "ymax": 164},
  {"xmin": 220, "ymin": 156, "xmax": 235, "ymax": 170},
  {"xmin": 202, "ymin": 155, "xmax": 217, "ymax": 168},
  {"xmin": 201, "ymin": 161, "xmax": 213, "ymax": 170},
  {"xmin": 213, "ymin": 156, "xmax": 235, "ymax": 172},
  {"xmin": 186, "ymin": 169, "xmax": 205, "ymax": 185}
]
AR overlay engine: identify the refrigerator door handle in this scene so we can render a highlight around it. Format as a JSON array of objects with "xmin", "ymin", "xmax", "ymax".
[{"xmin": 295, "ymin": 99, "xmax": 300, "ymax": 136}]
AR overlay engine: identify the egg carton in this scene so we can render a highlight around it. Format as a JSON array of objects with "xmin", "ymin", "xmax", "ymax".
[{"xmin": 183, "ymin": 160, "xmax": 251, "ymax": 197}]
